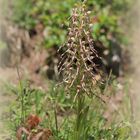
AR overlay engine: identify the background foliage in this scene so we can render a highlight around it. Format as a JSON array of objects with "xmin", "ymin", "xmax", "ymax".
[{"xmin": 12, "ymin": 0, "xmax": 131, "ymax": 48}]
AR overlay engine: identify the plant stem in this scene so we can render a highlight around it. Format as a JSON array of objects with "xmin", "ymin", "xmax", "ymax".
[
  {"xmin": 54, "ymin": 105, "xmax": 58, "ymax": 135},
  {"xmin": 76, "ymin": 94, "xmax": 81, "ymax": 131},
  {"xmin": 16, "ymin": 66, "xmax": 25, "ymax": 123},
  {"xmin": 75, "ymin": 94, "xmax": 84, "ymax": 140}
]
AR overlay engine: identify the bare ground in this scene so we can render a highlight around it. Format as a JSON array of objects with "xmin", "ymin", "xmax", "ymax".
[
  {"xmin": 130, "ymin": 0, "xmax": 140, "ymax": 139},
  {"xmin": 0, "ymin": 68, "xmax": 17, "ymax": 139},
  {"xmin": 0, "ymin": 0, "xmax": 16, "ymax": 139}
]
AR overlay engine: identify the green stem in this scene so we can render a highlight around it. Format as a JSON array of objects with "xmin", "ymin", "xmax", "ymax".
[
  {"xmin": 54, "ymin": 105, "xmax": 58, "ymax": 135},
  {"xmin": 75, "ymin": 94, "xmax": 84, "ymax": 140},
  {"xmin": 16, "ymin": 66, "xmax": 25, "ymax": 123},
  {"xmin": 76, "ymin": 94, "xmax": 81, "ymax": 131}
]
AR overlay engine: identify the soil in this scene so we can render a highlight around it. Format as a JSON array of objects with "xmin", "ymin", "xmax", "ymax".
[
  {"xmin": 0, "ymin": 0, "xmax": 16, "ymax": 139},
  {"xmin": 129, "ymin": 0, "xmax": 140, "ymax": 139},
  {"xmin": 0, "ymin": 68, "xmax": 17, "ymax": 139}
]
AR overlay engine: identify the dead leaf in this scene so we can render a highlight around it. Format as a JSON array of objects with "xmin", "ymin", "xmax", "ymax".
[{"xmin": 26, "ymin": 114, "xmax": 41, "ymax": 130}]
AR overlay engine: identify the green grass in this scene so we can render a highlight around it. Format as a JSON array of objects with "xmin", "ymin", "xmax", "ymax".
[{"xmin": 5, "ymin": 77, "xmax": 131, "ymax": 140}]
